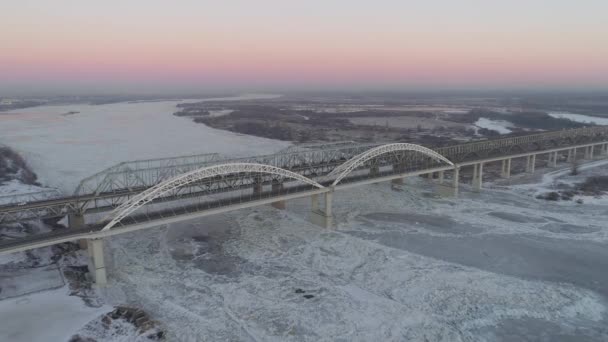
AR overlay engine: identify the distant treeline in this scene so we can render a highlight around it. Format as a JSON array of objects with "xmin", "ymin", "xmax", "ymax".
[{"xmin": 0, "ymin": 146, "xmax": 38, "ymax": 185}]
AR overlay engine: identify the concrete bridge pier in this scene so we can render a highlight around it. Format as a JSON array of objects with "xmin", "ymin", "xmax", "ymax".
[
  {"xmin": 68, "ymin": 213, "xmax": 89, "ymax": 249},
  {"xmin": 602, "ymin": 143, "xmax": 608, "ymax": 156},
  {"xmin": 500, "ymin": 158, "xmax": 512, "ymax": 178},
  {"xmin": 391, "ymin": 163, "xmax": 406, "ymax": 185},
  {"xmin": 87, "ymin": 238, "xmax": 107, "ymax": 286},
  {"xmin": 567, "ymin": 148, "xmax": 574, "ymax": 162},
  {"xmin": 370, "ymin": 165, "xmax": 380, "ymax": 177},
  {"xmin": 271, "ymin": 182, "xmax": 286, "ymax": 210},
  {"xmin": 252, "ymin": 176, "xmax": 263, "ymax": 196},
  {"xmin": 437, "ymin": 171, "xmax": 444, "ymax": 184},
  {"xmin": 547, "ymin": 151, "xmax": 558, "ymax": 167},
  {"xmin": 526, "ymin": 154, "xmax": 536, "ymax": 173},
  {"xmin": 472, "ymin": 163, "xmax": 483, "ymax": 192},
  {"xmin": 585, "ymin": 146, "xmax": 594, "ymax": 159},
  {"xmin": 436, "ymin": 167, "xmax": 459, "ymax": 197},
  {"xmin": 310, "ymin": 192, "xmax": 333, "ymax": 229}
]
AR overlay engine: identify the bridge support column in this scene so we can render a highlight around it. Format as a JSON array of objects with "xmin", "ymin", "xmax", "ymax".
[
  {"xmin": 472, "ymin": 163, "xmax": 483, "ymax": 192},
  {"xmin": 369, "ymin": 165, "xmax": 380, "ymax": 177},
  {"xmin": 311, "ymin": 193, "xmax": 319, "ymax": 212},
  {"xmin": 252, "ymin": 177, "xmax": 263, "ymax": 197},
  {"xmin": 437, "ymin": 167, "xmax": 458, "ymax": 197},
  {"xmin": 526, "ymin": 154, "xmax": 536, "ymax": 173},
  {"xmin": 501, "ymin": 158, "xmax": 511, "ymax": 178},
  {"xmin": 87, "ymin": 238, "xmax": 107, "ymax": 286},
  {"xmin": 602, "ymin": 144, "xmax": 608, "ymax": 156},
  {"xmin": 437, "ymin": 171, "xmax": 444, "ymax": 184},
  {"xmin": 585, "ymin": 146, "xmax": 593, "ymax": 159},
  {"xmin": 310, "ymin": 192, "xmax": 333, "ymax": 229},
  {"xmin": 68, "ymin": 213, "xmax": 89, "ymax": 249},
  {"xmin": 567, "ymin": 149, "xmax": 574, "ymax": 162},
  {"xmin": 391, "ymin": 163, "xmax": 405, "ymax": 185},
  {"xmin": 453, "ymin": 167, "xmax": 460, "ymax": 197},
  {"xmin": 271, "ymin": 182, "xmax": 286, "ymax": 210},
  {"xmin": 548, "ymin": 152, "xmax": 558, "ymax": 167}
]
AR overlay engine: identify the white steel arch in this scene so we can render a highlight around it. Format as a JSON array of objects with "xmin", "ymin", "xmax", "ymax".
[
  {"xmin": 101, "ymin": 163, "xmax": 324, "ymax": 231},
  {"xmin": 327, "ymin": 143, "xmax": 454, "ymax": 186}
]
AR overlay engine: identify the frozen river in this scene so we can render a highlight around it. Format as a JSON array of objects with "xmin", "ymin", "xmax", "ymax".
[
  {"xmin": 1, "ymin": 97, "xmax": 608, "ymax": 341},
  {"xmin": 0, "ymin": 94, "xmax": 288, "ymax": 192}
]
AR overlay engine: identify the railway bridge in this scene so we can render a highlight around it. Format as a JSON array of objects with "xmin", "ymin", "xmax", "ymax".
[{"xmin": 1, "ymin": 126, "xmax": 607, "ymax": 285}]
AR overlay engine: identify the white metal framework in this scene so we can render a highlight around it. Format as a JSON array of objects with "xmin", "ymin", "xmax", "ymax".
[
  {"xmin": 101, "ymin": 163, "xmax": 324, "ymax": 231},
  {"xmin": 327, "ymin": 143, "xmax": 454, "ymax": 186}
]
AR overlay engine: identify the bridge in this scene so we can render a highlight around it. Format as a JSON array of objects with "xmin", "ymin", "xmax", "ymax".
[{"xmin": 1, "ymin": 126, "xmax": 608, "ymax": 285}]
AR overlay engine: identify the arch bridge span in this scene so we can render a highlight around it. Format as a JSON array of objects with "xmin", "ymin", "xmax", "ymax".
[
  {"xmin": 101, "ymin": 162, "xmax": 325, "ymax": 231},
  {"xmin": 326, "ymin": 143, "xmax": 454, "ymax": 186}
]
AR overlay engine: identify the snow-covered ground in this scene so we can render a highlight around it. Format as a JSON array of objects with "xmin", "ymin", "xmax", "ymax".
[
  {"xmin": 0, "ymin": 287, "xmax": 111, "ymax": 341},
  {"xmin": 512, "ymin": 159, "xmax": 608, "ymax": 206},
  {"xmin": 548, "ymin": 111, "xmax": 608, "ymax": 125},
  {"xmin": 0, "ymin": 94, "xmax": 289, "ymax": 193},
  {"xmin": 474, "ymin": 118, "xmax": 514, "ymax": 134}
]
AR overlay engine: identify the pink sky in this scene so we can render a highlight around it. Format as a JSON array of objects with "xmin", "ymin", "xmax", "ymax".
[{"xmin": 2, "ymin": 1, "xmax": 607, "ymax": 93}]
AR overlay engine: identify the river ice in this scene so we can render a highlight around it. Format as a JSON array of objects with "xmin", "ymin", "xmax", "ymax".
[{"xmin": 98, "ymin": 168, "xmax": 608, "ymax": 341}]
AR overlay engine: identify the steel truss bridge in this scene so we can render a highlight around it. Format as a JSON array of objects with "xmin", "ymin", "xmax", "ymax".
[{"xmin": 1, "ymin": 126, "xmax": 608, "ymax": 262}]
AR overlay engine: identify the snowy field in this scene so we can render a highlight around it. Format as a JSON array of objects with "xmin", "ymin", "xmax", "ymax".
[
  {"xmin": 548, "ymin": 112, "xmax": 608, "ymax": 126},
  {"xmin": 1, "ymin": 97, "xmax": 608, "ymax": 341},
  {"xmin": 474, "ymin": 118, "xmax": 514, "ymax": 134}
]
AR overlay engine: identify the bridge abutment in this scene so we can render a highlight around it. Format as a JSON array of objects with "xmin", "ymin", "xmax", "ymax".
[
  {"xmin": 310, "ymin": 192, "xmax": 333, "ymax": 229},
  {"xmin": 87, "ymin": 238, "xmax": 107, "ymax": 286}
]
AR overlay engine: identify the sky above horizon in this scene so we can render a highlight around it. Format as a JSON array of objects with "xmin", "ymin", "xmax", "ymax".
[{"xmin": 2, "ymin": 0, "xmax": 607, "ymax": 95}]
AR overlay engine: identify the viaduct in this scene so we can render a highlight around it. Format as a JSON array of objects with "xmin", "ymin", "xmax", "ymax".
[{"xmin": 1, "ymin": 126, "xmax": 607, "ymax": 285}]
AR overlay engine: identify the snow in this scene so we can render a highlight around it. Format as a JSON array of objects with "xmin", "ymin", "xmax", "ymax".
[
  {"xmin": 0, "ymin": 287, "xmax": 111, "ymax": 342},
  {"xmin": 0, "ymin": 265, "xmax": 64, "ymax": 300},
  {"xmin": 96, "ymin": 170, "xmax": 608, "ymax": 341},
  {"xmin": 512, "ymin": 158, "xmax": 608, "ymax": 206},
  {"xmin": 0, "ymin": 94, "xmax": 290, "ymax": 193},
  {"xmin": 0, "ymin": 180, "xmax": 52, "ymax": 199},
  {"xmin": 474, "ymin": 118, "xmax": 513, "ymax": 134},
  {"xmin": 548, "ymin": 111, "xmax": 608, "ymax": 125},
  {"xmin": 208, "ymin": 109, "xmax": 234, "ymax": 117}
]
